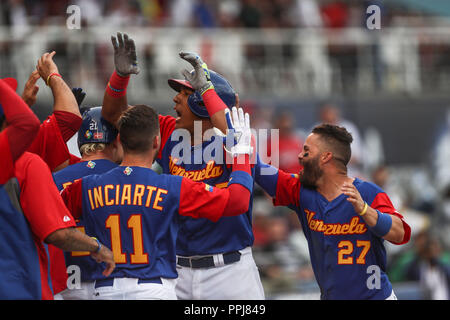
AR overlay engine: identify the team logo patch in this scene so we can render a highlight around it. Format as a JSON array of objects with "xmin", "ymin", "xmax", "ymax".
[
  {"xmin": 123, "ymin": 167, "xmax": 133, "ymax": 176},
  {"xmin": 205, "ymin": 184, "xmax": 213, "ymax": 192},
  {"xmin": 86, "ymin": 160, "xmax": 96, "ymax": 169},
  {"xmin": 84, "ymin": 130, "xmax": 92, "ymax": 139},
  {"xmin": 94, "ymin": 132, "xmax": 103, "ymax": 139},
  {"xmin": 291, "ymin": 174, "xmax": 299, "ymax": 179}
]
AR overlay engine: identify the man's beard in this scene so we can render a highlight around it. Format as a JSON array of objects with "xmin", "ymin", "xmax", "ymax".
[{"xmin": 299, "ymin": 156, "xmax": 323, "ymax": 189}]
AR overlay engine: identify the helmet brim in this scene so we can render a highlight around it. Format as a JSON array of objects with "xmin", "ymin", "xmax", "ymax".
[{"xmin": 168, "ymin": 79, "xmax": 194, "ymax": 92}]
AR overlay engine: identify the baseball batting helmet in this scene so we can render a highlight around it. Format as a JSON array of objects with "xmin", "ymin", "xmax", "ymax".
[
  {"xmin": 77, "ymin": 106, "xmax": 118, "ymax": 148},
  {"xmin": 168, "ymin": 70, "xmax": 236, "ymax": 118}
]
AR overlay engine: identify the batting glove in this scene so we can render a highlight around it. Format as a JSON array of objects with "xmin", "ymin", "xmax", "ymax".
[
  {"xmin": 179, "ymin": 52, "xmax": 214, "ymax": 95},
  {"xmin": 226, "ymin": 107, "xmax": 253, "ymax": 157},
  {"xmin": 111, "ymin": 32, "xmax": 140, "ymax": 77},
  {"xmin": 72, "ymin": 87, "xmax": 86, "ymax": 107}
]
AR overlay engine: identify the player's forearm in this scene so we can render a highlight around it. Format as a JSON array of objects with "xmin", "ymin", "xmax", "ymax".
[
  {"xmin": 361, "ymin": 207, "xmax": 405, "ymax": 243},
  {"xmin": 102, "ymin": 71, "xmax": 130, "ymax": 127},
  {"xmin": 45, "ymin": 227, "xmax": 100, "ymax": 252},
  {"xmin": 254, "ymin": 153, "xmax": 278, "ymax": 197},
  {"xmin": 202, "ymin": 89, "xmax": 228, "ymax": 134},
  {"xmin": 222, "ymin": 154, "xmax": 253, "ymax": 216},
  {"xmin": 222, "ymin": 183, "xmax": 250, "ymax": 216},
  {"xmin": 48, "ymin": 76, "xmax": 81, "ymax": 117}
]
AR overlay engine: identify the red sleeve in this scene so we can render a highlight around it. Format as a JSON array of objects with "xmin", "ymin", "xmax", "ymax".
[
  {"xmin": 222, "ymin": 183, "xmax": 251, "ymax": 217},
  {"xmin": 157, "ymin": 115, "xmax": 176, "ymax": 160},
  {"xmin": 0, "ymin": 78, "xmax": 40, "ymax": 161},
  {"xmin": 273, "ymin": 169, "xmax": 301, "ymax": 208},
  {"xmin": 53, "ymin": 110, "xmax": 82, "ymax": 142},
  {"xmin": 201, "ymin": 89, "xmax": 228, "ymax": 116},
  {"xmin": 61, "ymin": 179, "xmax": 83, "ymax": 219},
  {"xmin": 178, "ymin": 178, "xmax": 230, "ymax": 222},
  {"xmin": 15, "ymin": 153, "xmax": 76, "ymax": 242},
  {"xmin": 0, "ymin": 133, "xmax": 14, "ymax": 183},
  {"xmin": 27, "ymin": 114, "xmax": 71, "ymax": 171},
  {"xmin": 370, "ymin": 192, "xmax": 411, "ymax": 245},
  {"xmin": 69, "ymin": 153, "xmax": 81, "ymax": 165}
]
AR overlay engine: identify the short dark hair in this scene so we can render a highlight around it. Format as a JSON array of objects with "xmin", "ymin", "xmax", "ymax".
[
  {"xmin": 117, "ymin": 105, "xmax": 160, "ymax": 154},
  {"xmin": 312, "ymin": 123, "xmax": 353, "ymax": 166}
]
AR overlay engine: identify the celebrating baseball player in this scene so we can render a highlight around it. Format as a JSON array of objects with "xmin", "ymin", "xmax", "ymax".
[
  {"xmin": 100, "ymin": 32, "xmax": 264, "ymax": 300},
  {"xmin": 61, "ymin": 104, "xmax": 254, "ymax": 299},
  {"xmin": 255, "ymin": 123, "xmax": 411, "ymax": 299}
]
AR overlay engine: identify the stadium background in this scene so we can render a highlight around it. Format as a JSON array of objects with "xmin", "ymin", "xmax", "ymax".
[{"xmin": 1, "ymin": 0, "xmax": 449, "ymax": 299}]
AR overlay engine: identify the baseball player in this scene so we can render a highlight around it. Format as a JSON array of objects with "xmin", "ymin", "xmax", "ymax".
[
  {"xmin": 0, "ymin": 77, "xmax": 40, "ymax": 182},
  {"xmin": 61, "ymin": 104, "xmax": 254, "ymax": 300},
  {"xmin": 0, "ymin": 82, "xmax": 115, "ymax": 299},
  {"xmin": 254, "ymin": 123, "xmax": 411, "ymax": 299},
  {"xmin": 51, "ymin": 106, "xmax": 122, "ymax": 299},
  {"xmin": 101, "ymin": 33, "xmax": 264, "ymax": 299}
]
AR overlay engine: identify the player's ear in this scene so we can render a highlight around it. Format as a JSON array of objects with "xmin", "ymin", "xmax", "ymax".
[
  {"xmin": 321, "ymin": 151, "xmax": 333, "ymax": 164},
  {"xmin": 153, "ymin": 134, "xmax": 161, "ymax": 151}
]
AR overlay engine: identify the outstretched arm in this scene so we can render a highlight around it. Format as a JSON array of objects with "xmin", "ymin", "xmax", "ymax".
[
  {"xmin": 0, "ymin": 78, "xmax": 40, "ymax": 182},
  {"xmin": 102, "ymin": 32, "xmax": 139, "ymax": 127}
]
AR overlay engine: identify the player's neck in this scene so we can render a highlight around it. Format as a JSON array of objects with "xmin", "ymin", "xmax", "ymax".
[
  {"xmin": 120, "ymin": 152, "xmax": 155, "ymax": 169},
  {"xmin": 316, "ymin": 171, "xmax": 353, "ymax": 202}
]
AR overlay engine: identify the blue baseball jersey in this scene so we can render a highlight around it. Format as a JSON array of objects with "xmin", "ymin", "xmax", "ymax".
[
  {"xmin": 62, "ymin": 165, "xmax": 236, "ymax": 281},
  {"xmin": 52, "ymin": 159, "xmax": 118, "ymax": 284},
  {"xmin": 156, "ymin": 115, "xmax": 255, "ymax": 256},
  {"xmin": 265, "ymin": 169, "xmax": 411, "ymax": 300},
  {"xmin": 0, "ymin": 178, "xmax": 42, "ymax": 299}
]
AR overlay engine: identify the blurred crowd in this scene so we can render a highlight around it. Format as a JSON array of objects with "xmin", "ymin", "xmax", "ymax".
[{"xmin": 0, "ymin": 0, "xmax": 437, "ymax": 29}]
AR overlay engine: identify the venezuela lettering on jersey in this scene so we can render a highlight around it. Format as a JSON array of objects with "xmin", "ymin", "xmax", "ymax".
[
  {"xmin": 87, "ymin": 184, "xmax": 168, "ymax": 211},
  {"xmin": 168, "ymin": 156, "xmax": 223, "ymax": 181},
  {"xmin": 305, "ymin": 209, "xmax": 367, "ymax": 235}
]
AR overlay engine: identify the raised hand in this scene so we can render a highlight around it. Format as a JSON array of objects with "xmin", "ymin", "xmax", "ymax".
[
  {"xmin": 36, "ymin": 51, "xmax": 59, "ymax": 85},
  {"xmin": 179, "ymin": 51, "xmax": 214, "ymax": 95},
  {"xmin": 21, "ymin": 70, "xmax": 40, "ymax": 107},
  {"xmin": 111, "ymin": 32, "xmax": 140, "ymax": 77}
]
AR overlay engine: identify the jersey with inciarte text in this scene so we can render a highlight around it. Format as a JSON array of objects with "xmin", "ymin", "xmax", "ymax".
[
  {"xmin": 62, "ymin": 165, "xmax": 234, "ymax": 281},
  {"xmin": 265, "ymin": 169, "xmax": 411, "ymax": 300},
  {"xmin": 156, "ymin": 115, "xmax": 254, "ymax": 256},
  {"xmin": 51, "ymin": 159, "xmax": 118, "ymax": 291}
]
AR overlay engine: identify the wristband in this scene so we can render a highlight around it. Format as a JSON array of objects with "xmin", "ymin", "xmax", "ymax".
[
  {"xmin": 359, "ymin": 202, "xmax": 368, "ymax": 216},
  {"xmin": 201, "ymin": 89, "xmax": 227, "ymax": 116},
  {"xmin": 369, "ymin": 210, "xmax": 393, "ymax": 238},
  {"xmin": 91, "ymin": 237, "xmax": 102, "ymax": 253},
  {"xmin": 106, "ymin": 70, "xmax": 130, "ymax": 98},
  {"xmin": 46, "ymin": 73, "xmax": 62, "ymax": 86}
]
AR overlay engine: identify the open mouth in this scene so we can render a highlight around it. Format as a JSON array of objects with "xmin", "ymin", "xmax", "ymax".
[{"xmin": 175, "ymin": 110, "xmax": 181, "ymax": 122}]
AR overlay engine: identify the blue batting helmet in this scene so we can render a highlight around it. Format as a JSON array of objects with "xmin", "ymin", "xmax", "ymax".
[
  {"xmin": 168, "ymin": 70, "xmax": 236, "ymax": 118},
  {"xmin": 77, "ymin": 106, "xmax": 118, "ymax": 149}
]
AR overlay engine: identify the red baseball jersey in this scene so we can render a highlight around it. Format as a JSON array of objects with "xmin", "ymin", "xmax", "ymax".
[
  {"xmin": 27, "ymin": 114, "xmax": 71, "ymax": 171},
  {"xmin": 10, "ymin": 152, "xmax": 76, "ymax": 299}
]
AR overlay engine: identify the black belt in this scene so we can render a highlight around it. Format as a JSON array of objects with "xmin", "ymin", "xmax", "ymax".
[
  {"xmin": 177, "ymin": 251, "xmax": 241, "ymax": 269},
  {"xmin": 94, "ymin": 277, "xmax": 162, "ymax": 289}
]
